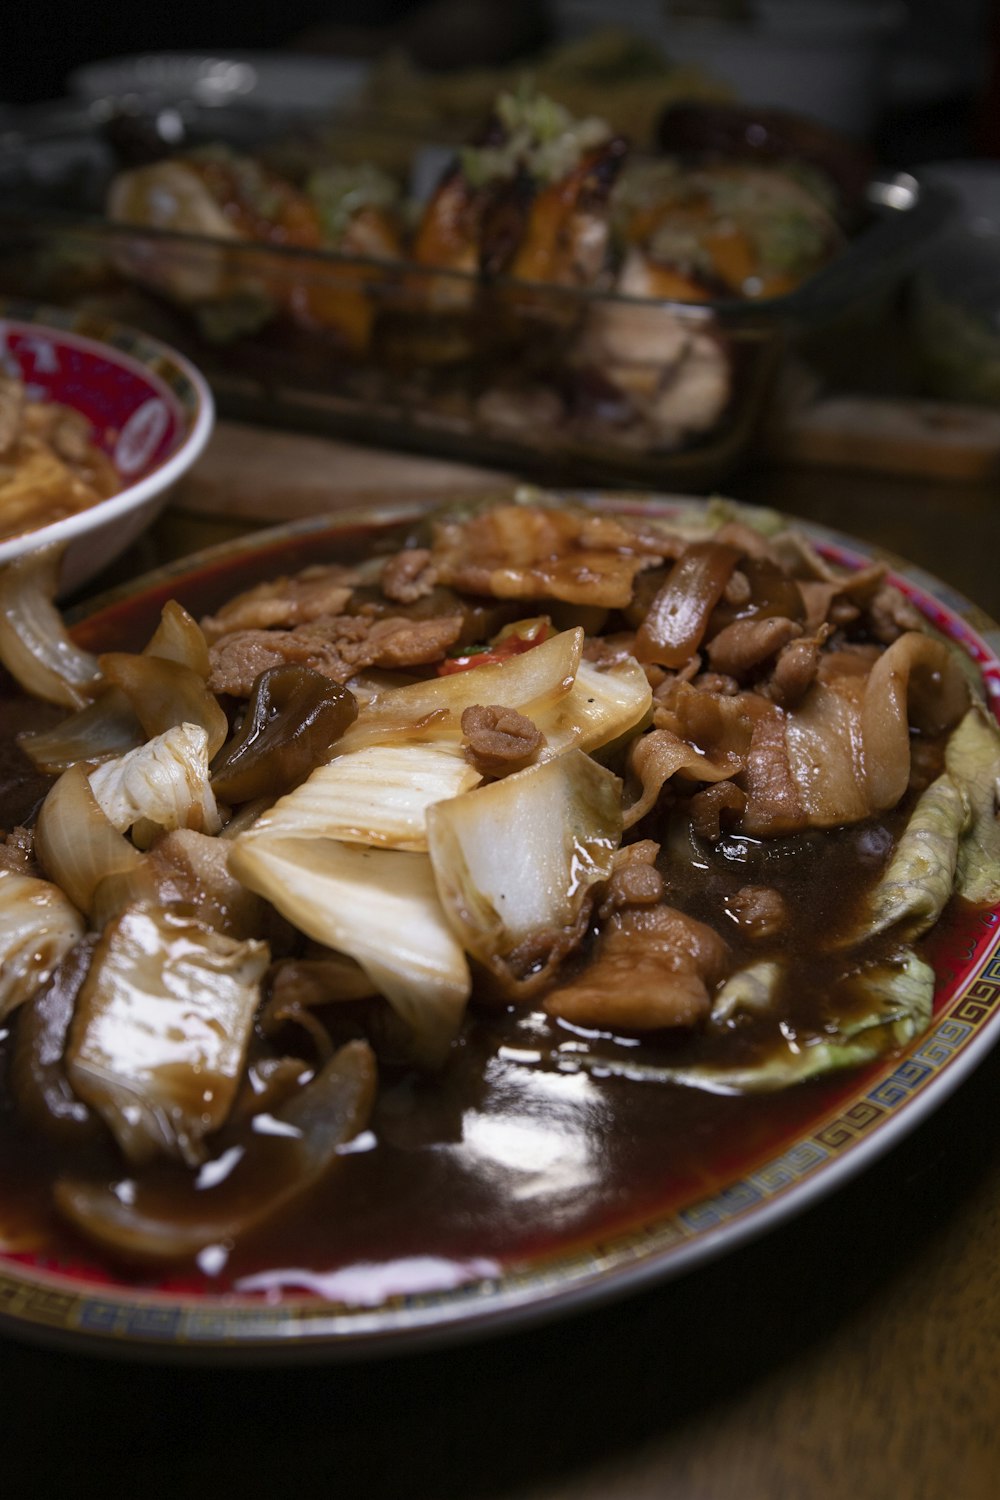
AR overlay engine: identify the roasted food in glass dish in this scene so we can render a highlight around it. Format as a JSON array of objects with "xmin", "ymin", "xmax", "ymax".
[
  {"xmin": 102, "ymin": 91, "xmax": 847, "ymax": 459},
  {"xmin": 1, "ymin": 492, "xmax": 996, "ymax": 1283}
]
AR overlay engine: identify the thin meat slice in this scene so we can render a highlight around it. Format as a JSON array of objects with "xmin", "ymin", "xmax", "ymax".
[
  {"xmin": 200, "ymin": 565, "xmax": 361, "ymax": 643},
  {"xmin": 208, "ymin": 614, "xmax": 463, "ymax": 696},
  {"xmin": 431, "ymin": 504, "xmax": 662, "ymax": 608}
]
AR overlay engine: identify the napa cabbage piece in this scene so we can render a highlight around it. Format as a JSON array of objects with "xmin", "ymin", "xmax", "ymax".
[
  {"xmin": 427, "ymin": 748, "xmax": 623, "ymax": 982},
  {"xmin": 865, "ymin": 774, "xmax": 970, "ymax": 941},
  {"xmin": 535, "ymin": 656, "xmax": 653, "ymax": 760},
  {"xmin": 945, "ymin": 705, "xmax": 1000, "ymax": 905},
  {"xmin": 0, "ymin": 868, "xmax": 86, "ymax": 1022},
  {"xmin": 88, "ymin": 723, "xmax": 222, "ymax": 849},
  {"xmin": 334, "ymin": 627, "xmax": 583, "ymax": 755},
  {"xmin": 230, "ymin": 836, "xmax": 470, "ymax": 1066},
  {"xmin": 566, "ymin": 950, "xmax": 934, "ymax": 1094},
  {"xmin": 240, "ymin": 741, "xmax": 481, "ymax": 853},
  {"xmin": 66, "ymin": 906, "xmax": 269, "ymax": 1166}
]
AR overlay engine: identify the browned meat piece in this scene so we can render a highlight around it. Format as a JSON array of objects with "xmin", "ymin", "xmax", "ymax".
[
  {"xmin": 148, "ymin": 829, "xmax": 272, "ymax": 942},
  {"xmin": 380, "ymin": 548, "xmax": 438, "ymax": 604},
  {"xmin": 866, "ymin": 583, "xmax": 926, "ymax": 645},
  {"xmin": 0, "ymin": 825, "xmax": 37, "ymax": 876},
  {"xmin": 797, "ymin": 562, "xmax": 886, "ymax": 633},
  {"xmin": 200, "ymin": 566, "xmax": 361, "ymax": 643},
  {"xmin": 598, "ymin": 839, "xmax": 664, "ymax": 917},
  {"xmin": 544, "ymin": 903, "xmax": 730, "ymax": 1030},
  {"xmin": 431, "ymin": 504, "xmax": 662, "ymax": 608},
  {"xmin": 208, "ymin": 613, "xmax": 463, "ymax": 696},
  {"xmin": 691, "ymin": 670, "xmax": 740, "ymax": 696},
  {"xmin": 688, "ymin": 781, "xmax": 747, "ymax": 840},
  {"xmin": 765, "ymin": 634, "xmax": 825, "ymax": 707},
  {"xmin": 705, "ymin": 616, "xmax": 802, "ymax": 679},
  {"xmin": 461, "ymin": 704, "xmax": 545, "ymax": 777},
  {"xmin": 726, "ymin": 884, "xmax": 789, "ymax": 940},
  {"xmin": 366, "ymin": 615, "xmax": 463, "ymax": 669}
]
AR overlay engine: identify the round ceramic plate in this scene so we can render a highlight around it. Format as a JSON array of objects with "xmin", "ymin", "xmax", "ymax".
[{"xmin": 2, "ymin": 494, "xmax": 998, "ymax": 1362}]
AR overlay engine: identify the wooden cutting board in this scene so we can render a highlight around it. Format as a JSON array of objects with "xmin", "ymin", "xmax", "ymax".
[
  {"xmin": 172, "ymin": 421, "xmax": 512, "ymax": 524},
  {"xmin": 171, "ymin": 396, "xmax": 1000, "ymax": 539}
]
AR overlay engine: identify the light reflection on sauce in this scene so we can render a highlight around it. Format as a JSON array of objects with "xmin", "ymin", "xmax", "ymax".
[
  {"xmin": 458, "ymin": 1066, "xmax": 602, "ymax": 1203},
  {"xmin": 235, "ymin": 1255, "xmax": 501, "ymax": 1305}
]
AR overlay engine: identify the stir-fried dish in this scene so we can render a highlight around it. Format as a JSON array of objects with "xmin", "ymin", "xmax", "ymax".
[
  {"xmin": 0, "ymin": 493, "xmax": 998, "ymax": 1285},
  {"xmin": 0, "ymin": 377, "xmax": 119, "ymax": 543}
]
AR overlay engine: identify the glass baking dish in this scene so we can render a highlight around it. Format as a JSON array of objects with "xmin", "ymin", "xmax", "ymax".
[{"xmin": 0, "ymin": 105, "xmax": 951, "ymax": 488}]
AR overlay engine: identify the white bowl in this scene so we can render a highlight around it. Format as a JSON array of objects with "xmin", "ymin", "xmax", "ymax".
[{"xmin": 0, "ymin": 301, "xmax": 214, "ymax": 594}]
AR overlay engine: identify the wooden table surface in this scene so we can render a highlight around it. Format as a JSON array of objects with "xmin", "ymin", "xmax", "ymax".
[{"xmin": 3, "ymin": 425, "xmax": 999, "ymax": 1499}]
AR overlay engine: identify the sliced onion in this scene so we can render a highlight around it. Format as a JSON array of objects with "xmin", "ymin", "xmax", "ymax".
[
  {"xmin": 99, "ymin": 652, "xmax": 229, "ymax": 759},
  {"xmin": 55, "ymin": 1040, "xmax": 376, "ymax": 1263},
  {"xmin": 143, "ymin": 599, "xmax": 211, "ymax": 677},
  {"xmin": 17, "ymin": 687, "xmax": 143, "ymax": 775},
  {"xmin": 34, "ymin": 762, "xmax": 145, "ymax": 917},
  {"xmin": 0, "ymin": 869, "xmax": 86, "ymax": 1022},
  {"xmin": 0, "ymin": 545, "xmax": 101, "ymax": 708}
]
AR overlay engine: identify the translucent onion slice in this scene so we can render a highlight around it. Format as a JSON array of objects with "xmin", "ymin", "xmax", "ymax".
[
  {"xmin": 19, "ymin": 602, "xmax": 217, "ymax": 775},
  {"xmin": 55, "ymin": 1040, "xmax": 376, "ymax": 1264},
  {"xmin": 88, "ymin": 722, "xmax": 222, "ymax": 849},
  {"xmin": 34, "ymin": 762, "xmax": 145, "ymax": 918},
  {"xmin": 17, "ymin": 688, "xmax": 144, "ymax": 775},
  {"xmin": 242, "ymin": 742, "xmax": 481, "ymax": 852},
  {"xmin": 143, "ymin": 599, "xmax": 212, "ymax": 677},
  {"xmin": 426, "ymin": 748, "xmax": 623, "ymax": 968},
  {"xmin": 66, "ymin": 906, "xmax": 270, "ymax": 1166},
  {"xmin": 230, "ymin": 836, "xmax": 470, "ymax": 1065},
  {"xmin": 0, "ymin": 545, "xmax": 101, "ymax": 708},
  {"xmin": 99, "ymin": 652, "xmax": 229, "ymax": 759},
  {"xmin": 333, "ymin": 627, "xmax": 584, "ymax": 756},
  {"xmin": 0, "ymin": 869, "xmax": 86, "ymax": 1022}
]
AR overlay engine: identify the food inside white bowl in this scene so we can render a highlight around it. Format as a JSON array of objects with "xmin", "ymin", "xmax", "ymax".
[{"xmin": 0, "ymin": 302, "xmax": 213, "ymax": 594}]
